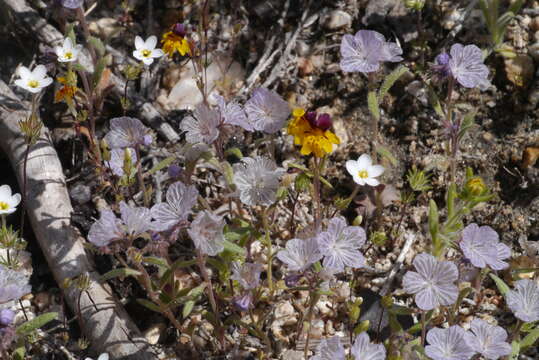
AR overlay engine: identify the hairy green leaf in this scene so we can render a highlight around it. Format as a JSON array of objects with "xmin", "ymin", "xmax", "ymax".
[
  {"xmin": 137, "ymin": 298, "xmax": 162, "ymax": 313},
  {"xmin": 379, "ymin": 65, "xmax": 408, "ymax": 99},
  {"xmin": 376, "ymin": 146, "xmax": 398, "ymax": 166},
  {"xmin": 88, "ymin": 36, "xmax": 106, "ymax": 57},
  {"xmin": 368, "ymin": 91, "xmax": 380, "ymax": 122},
  {"xmin": 520, "ymin": 326, "xmax": 539, "ymax": 350},
  {"xmin": 16, "ymin": 312, "xmax": 58, "ymax": 336},
  {"xmin": 147, "ymin": 156, "xmax": 176, "ymax": 175},
  {"xmin": 100, "ymin": 267, "xmax": 142, "ymax": 282},
  {"xmin": 489, "ymin": 273, "xmax": 510, "ymax": 295}
]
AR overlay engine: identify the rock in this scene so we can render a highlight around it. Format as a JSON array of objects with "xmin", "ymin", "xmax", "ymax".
[
  {"xmin": 281, "ymin": 350, "xmax": 304, "ymax": 360},
  {"xmin": 295, "ymin": 40, "xmax": 311, "ymax": 57},
  {"xmin": 529, "ymin": 42, "xmax": 539, "ymax": 62},
  {"xmin": 322, "ymin": 9, "xmax": 353, "ymax": 30},
  {"xmin": 504, "ymin": 54, "xmax": 536, "ymax": 88},
  {"xmin": 405, "ymin": 80, "xmax": 428, "ymax": 106},
  {"xmin": 88, "ymin": 18, "xmax": 122, "ymax": 39},
  {"xmin": 144, "ymin": 322, "xmax": 166, "ymax": 345},
  {"xmin": 531, "ymin": 16, "xmax": 539, "ymax": 32},
  {"xmin": 165, "ymin": 53, "xmax": 245, "ymax": 110},
  {"xmin": 362, "ymin": 0, "xmax": 399, "ymax": 26},
  {"xmin": 69, "ymin": 183, "xmax": 92, "ymax": 205}
]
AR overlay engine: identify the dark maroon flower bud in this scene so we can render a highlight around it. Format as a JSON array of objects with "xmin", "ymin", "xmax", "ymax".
[
  {"xmin": 314, "ymin": 113, "xmax": 332, "ymax": 130},
  {"xmin": 285, "ymin": 273, "xmax": 302, "ymax": 287},
  {"xmin": 0, "ymin": 309, "xmax": 14, "ymax": 327},
  {"xmin": 305, "ymin": 111, "xmax": 317, "ymax": 127},
  {"xmin": 172, "ymin": 23, "xmax": 187, "ymax": 37},
  {"xmin": 233, "ymin": 292, "xmax": 252, "ymax": 312}
]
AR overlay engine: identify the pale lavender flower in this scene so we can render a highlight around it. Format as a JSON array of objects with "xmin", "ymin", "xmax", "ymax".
[
  {"xmin": 245, "ymin": 87, "xmax": 290, "ymax": 134},
  {"xmin": 119, "ymin": 202, "xmax": 152, "ymax": 239},
  {"xmin": 402, "ymin": 253, "xmax": 458, "ymax": 310},
  {"xmin": 351, "ymin": 333, "xmax": 386, "ymax": 360},
  {"xmin": 233, "ymin": 292, "xmax": 252, "ymax": 312},
  {"xmin": 425, "ymin": 326, "xmax": 476, "ymax": 360},
  {"xmin": 464, "ymin": 318, "xmax": 511, "ymax": 360},
  {"xmin": 506, "ymin": 279, "xmax": 539, "ymax": 322},
  {"xmin": 0, "ymin": 265, "xmax": 31, "ymax": 304},
  {"xmin": 151, "ymin": 181, "xmax": 198, "ymax": 232},
  {"xmin": 214, "ymin": 94, "xmax": 253, "ymax": 131},
  {"xmin": 187, "ymin": 211, "xmax": 225, "ymax": 256},
  {"xmin": 448, "ymin": 44, "xmax": 489, "ymax": 88},
  {"xmin": 310, "ymin": 336, "xmax": 345, "ymax": 360},
  {"xmin": 104, "ymin": 117, "xmax": 152, "ymax": 149},
  {"xmin": 61, "ymin": 0, "xmax": 84, "ymax": 9},
  {"xmin": 106, "ymin": 148, "xmax": 137, "ymax": 177},
  {"xmin": 233, "ymin": 156, "xmax": 285, "ymax": 206},
  {"xmin": 317, "ymin": 217, "xmax": 366, "ymax": 272},
  {"xmin": 230, "ymin": 261, "xmax": 263, "ymax": 290},
  {"xmin": 459, "ymin": 223, "xmax": 510, "ymax": 270},
  {"xmin": 340, "ymin": 30, "xmax": 402, "ymax": 73},
  {"xmin": 180, "ymin": 103, "xmax": 220, "ymax": 144},
  {"xmin": 277, "ymin": 238, "xmax": 322, "ymax": 272},
  {"xmin": 88, "ymin": 209, "xmax": 124, "ymax": 247},
  {"xmin": 0, "ymin": 309, "xmax": 15, "ymax": 326}
]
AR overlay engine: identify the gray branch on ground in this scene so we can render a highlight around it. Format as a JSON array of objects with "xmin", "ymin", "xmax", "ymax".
[
  {"xmin": 0, "ymin": 83, "xmax": 155, "ymax": 359},
  {"xmin": 2, "ymin": 0, "xmax": 179, "ymax": 143},
  {"xmin": 380, "ymin": 231, "xmax": 416, "ymax": 296}
]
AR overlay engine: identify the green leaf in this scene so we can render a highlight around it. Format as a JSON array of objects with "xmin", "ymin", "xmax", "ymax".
[
  {"xmin": 520, "ymin": 326, "xmax": 539, "ymax": 350},
  {"xmin": 446, "ymin": 183, "xmax": 457, "ymax": 219},
  {"xmin": 137, "ymin": 298, "xmax": 162, "ymax": 313},
  {"xmin": 100, "ymin": 267, "xmax": 142, "ymax": 282},
  {"xmin": 368, "ymin": 91, "xmax": 380, "ymax": 121},
  {"xmin": 88, "ymin": 36, "xmax": 106, "ymax": 57},
  {"xmin": 92, "ymin": 57, "xmax": 107, "ymax": 88},
  {"xmin": 376, "ymin": 146, "xmax": 397, "ymax": 166},
  {"xmin": 143, "ymin": 256, "xmax": 169, "ymax": 269},
  {"xmin": 147, "ymin": 156, "xmax": 176, "ymax": 175},
  {"xmin": 457, "ymin": 111, "xmax": 477, "ymax": 141},
  {"xmin": 182, "ymin": 300, "xmax": 196, "ymax": 318},
  {"xmin": 489, "ymin": 273, "xmax": 510, "ymax": 296},
  {"xmin": 225, "ymin": 147, "xmax": 243, "ymax": 159},
  {"xmin": 429, "ymin": 200, "xmax": 441, "ymax": 256},
  {"xmin": 427, "ymin": 85, "xmax": 445, "ymax": 118},
  {"xmin": 509, "ymin": 340, "xmax": 520, "ymax": 360},
  {"xmin": 508, "ymin": 0, "xmax": 524, "ymax": 16},
  {"xmin": 379, "ymin": 65, "xmax": 409, "ymax": 99},
  {"xmin": 288, "ymin": 163, "xmax": 334, "ymax": 189},
  {"xmin": 12, "ymin": 346, "xmax": 25, "ymax": 360},
  {"xmin": 223, "ymin": 239, "xmax": 246, "ymax": 255},
  {"xmin": 16, "ymin": 312, "xmax": 58, "ymax": 336}
]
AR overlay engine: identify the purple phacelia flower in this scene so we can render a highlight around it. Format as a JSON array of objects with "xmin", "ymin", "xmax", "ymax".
[
  {"xmin": 0, "ymin": 265, "xmax": 31, "ymax": 304},
  {"xmin": 119, "ymin": 202, "xmax": 152, "ymax": 239},
  {"xmin": 104, "ymin": 117, "xmax": 152, "ymax": 149},
  {"xmin": 351, "ymin": 332, "xmax": 386, "ymax": 360},
  {"xmin": 233, "ymin": 292, "xmax": 252, "ymax": 312},
  {"xmin": 167, "ymin": 164, "xmax": 182, "ymax": 178},
  {"xmin": 233, "ymin": 156, "xmax": 285, "ymax": 207},
  {"xmin": 180, "ymin": 103, "xmax": 220, "ymax": 145},
  {"xmin": 0, "ymin": 309, "xmax": 14, "ymax": 327},
  {"xmin": 61, "ymin": 0, "xmax": 84, "ymax": 9},
  {"xmin": 340, "ymin": 30, "xmax": 402, "ymax": 73},
  {"xmin": 88, "ymin": 209, "xmax": 124, "ymax": 247},
  {"xmin": 425, "ymin": 326, "xmax": 476, "ymax": 360},
  {"xmin": 276, "ymin": 237, "xmax": 322, "ymax": 272},
  {"xmin": 433, "ymin": 52, "xmax": 452, "ymax": 77},
  {"xmin": 310, "ymin": 336, "xmax": 345, "ymax": 360},
  {"xmin": 506, "ymin": 279, "xmax": 539, "ymax": 322},
  {"xmin": 105, "ymin": 148, "xmax": 137, "ymax": 177},
  {"xmin": 214, "ymin": 94, "xmax": 253, "ymax": 132},
  {"xmin": 402, "ymin": 253, "xmax": 458, "ymax": 310},
  {"xmin": 245, "ymin": 87, "xmax": 290, "ymax": 134},
  {"xmin": 464, "ymin": 318, "xmax": 511, "ymax": 360},
  {"xmin": 230, "ymin": 261, "xmax": 263, "ymax": 290},
  {"xmin": 448, "ymin": 44, "xmax": 489, "ymax": 88},
  {"xmin": 459, "ymin": 223, "xmax": 510, "ymax": 270},
  {"xmin": 187, "ymin": 211, "xmax": 225, "ymax": 256},
  {"xmin": 316, "ymin": 217, "xmax": 366, "ymax": 272},
  {"xmin": 151, "ymin": 181, "xmax": 198, "ymax": 232}
]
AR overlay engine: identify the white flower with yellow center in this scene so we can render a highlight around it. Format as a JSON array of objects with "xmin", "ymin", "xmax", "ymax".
[
  {"xmin": 55, "ymin": 37, "xmax": 82, "ymax": 63},
  {"xmin": 133, "ymin": 35, "xmax": 164, "ymax": 65},
  {"xmin": 0, "ymin": 185, "xmax": 21, "ymax": 215},
  {"xmin": 345, "ymin": 154, "xmax": 384, "ymax": 186},
  {"xmin": 14, "ymin": 65, "xmax": 53, "ymax": 94}
]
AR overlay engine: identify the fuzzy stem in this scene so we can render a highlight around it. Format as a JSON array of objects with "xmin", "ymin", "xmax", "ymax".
[
  {"xmin": 312, "ymin": 157, "xmax": 322, "ymax": 231},
  {"xmin": 303, "ymin": 290, "xmax": 320, "ymax": 360},
  {"xmin": 262, "ymin": 208, "xmax": 273, "ymax": 295},
  {"xmin": 421, "ymin": 311, "xmax": 427, "ymax": 346}
]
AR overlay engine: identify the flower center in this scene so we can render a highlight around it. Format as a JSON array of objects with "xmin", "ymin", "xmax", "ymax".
[
  {"xmin": 0, "ymin": 202, "xmax": 9, "ymax": 211},
  {"xmin": 27, "ymin": 80, "xmax": 39, "ymax": 88},
  {"xmin": 65, "ymin": 52, "xmax": 73, "ymax": 59},
  {"xmin": 142, "ymin": 49, "xmax": 152, "ymax": 57},
  {"xmin": 358, "ymin": 170, "xmax": 369, "ymax": 179}
]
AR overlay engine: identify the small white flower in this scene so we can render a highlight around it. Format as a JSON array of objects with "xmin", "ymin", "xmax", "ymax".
[
  {"xmin": 345, "ymin": 154, "xmax": 384, "ymax": 186},
  {"xmin": 14, "ymin": 65, "xmax": 53, "ymax": 94},
  {"xmin": 0, "ymin": 185, "xmax": 21, "ymax": 215},
  {"xmin": 55, "ymin": 37, "xmax": 82, "ymax": 63},
  {"xmin": 133, "ymin": 35, "xmax": 164, "ymax": 65}
]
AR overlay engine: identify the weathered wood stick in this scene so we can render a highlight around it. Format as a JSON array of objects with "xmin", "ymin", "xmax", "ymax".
[
  {"xmin": 2, "ymin": 0, "xmax": 180, "ymax": 143},
  {"xmin": 0, "ymin": 81, "xmax": 155, "ymax": 360}
]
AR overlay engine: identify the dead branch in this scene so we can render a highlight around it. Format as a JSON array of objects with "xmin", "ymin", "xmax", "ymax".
[{"xmin": 0, "ymin": 81, "xmax": 155, "ymax": 360}]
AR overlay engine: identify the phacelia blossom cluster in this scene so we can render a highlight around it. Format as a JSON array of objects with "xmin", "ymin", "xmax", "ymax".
[
  {"xmin": 465, "ymin": 318, "xmax": 511, "ymax": 359},
  {"xmin": 104, "ymin": 116, "xmax": 152, "ymax": 149},
  {"xmin": 287, "ymin": 108, "xmax": 340, "ymax": 158},
  {"xmin": 340, "ymin": 30, "xmax": 402, "ymax": 73},
  {"xmin": 402, "ymin": 253, "xmax": 458, "ymax": 310},
  {"xmin": 151, "ymin": 181, "xmax": 199, "ymax": 232},
  {"xmin": 459, "ymin": 223, "xmax": 510, "ymax": 270},
  {"xmin": 187, "ymin": 211, "xmax": 225, "ymax": 256},
  {"xmin": 245, "ymin": 87, "xmax": 290, "ymax": 134},
  {"xmin": 433, "ymin": 43, "xmax": 489, "ymax": 88},
  {"xmin": 310, "ymin": 334, "xmax": 385, "ymax": 360},
  {"xmin": 230, "ymin": 261, "xmax": 263, "ymax": 311},
  {"xmin": 506, "ymin": 279, "xmax": 539, "ymax": 323},
  {"xmin": 425, "ymin": 326, "xmax": 475, "ymax": 360},
  {"xmin": 0, "ymin": 265, "xmax": 31, "ymax": 304},
  {"xmin": 233, "ymin": 156, "xmax": 285, "ymax": 207}
]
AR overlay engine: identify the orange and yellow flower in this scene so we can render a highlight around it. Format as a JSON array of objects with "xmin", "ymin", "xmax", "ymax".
[
  {"xmin": 161, "ymin": 31, "xmax": 190, "ymax": 58},
  {"xmin": 287, "ymin": 108, "xmax": 340, "ymax": 158},
  {"xmin": 55, "ymin": 76, "xmax": 78, "ymax": 104}
]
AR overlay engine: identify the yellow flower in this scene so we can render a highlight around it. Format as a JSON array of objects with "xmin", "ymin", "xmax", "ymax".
[
  {"xmin": 55, "ymin": 76, "xmax": 78, "ymax": 104},
  {"xmin": 287, "ymin": 107, "xmax": 340, "ymax": 158},
  {"xmin": 161, "ymin": 31, "xmax": 190, "ymax": 58}
]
